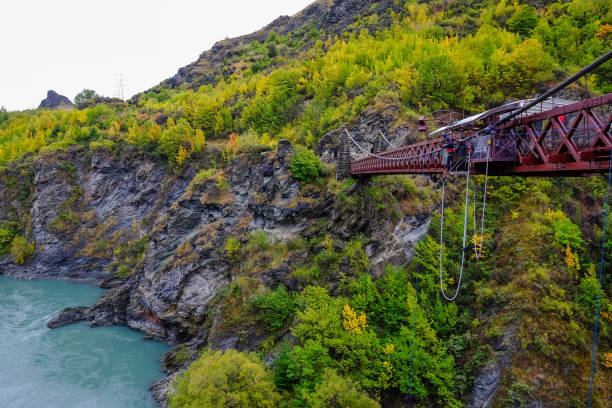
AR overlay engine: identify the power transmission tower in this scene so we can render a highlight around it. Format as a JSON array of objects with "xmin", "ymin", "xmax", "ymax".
[{"xmin": 114, "ymin": 74, "xmax": 126, "ymax": 101}]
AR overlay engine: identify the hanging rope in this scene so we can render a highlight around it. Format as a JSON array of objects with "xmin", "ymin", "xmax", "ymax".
[
  {"xmin": 409, "ymin": 165, "xmax": 425, "ymax": 407},
  {"xmin": 379, "ymin": 130, "xmax": 398, "ymax": 149},
  {"xmin": 587, "ymin": 153, "xmax": 612, "ymax": 407},
  {"xmin": 439, "ymin": 153, "xmax": 472, "ymax": 301},
  {"xmin": 473, "ymin": 143, "xmax": 490, "ymax": 259}
]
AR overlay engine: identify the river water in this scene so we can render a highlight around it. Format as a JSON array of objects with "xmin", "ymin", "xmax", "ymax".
[{"xmin": 0, "ymin": 276, "xmax": 169, "ymax": 408}]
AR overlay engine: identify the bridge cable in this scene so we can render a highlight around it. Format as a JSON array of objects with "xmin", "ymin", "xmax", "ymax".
[
  {"xmin": 379, "ymin": 130, "xmax": 398, "ymax": 149},
  {"xmin": 587, "ymin": 152, "xmax": 612, "ymax": 407},
  {"xmin": 473, "ymin": 144, "xmax": 490, "ymax": 259},
  {"xmin": 345, "ymin": 128, "xmax": 444, "ymax": 161},
  {"xmin": 439, "ymin": 153, "xmax": 472, "ymax": 301},
  {"xmin": 409, "ymin": 164, "xmax": 425, "ymax": 407}
]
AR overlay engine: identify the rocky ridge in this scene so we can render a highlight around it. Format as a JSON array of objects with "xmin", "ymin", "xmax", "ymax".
[{"xmin": 38, "ymin": 90, "xmax": 73, "ymax": 110}]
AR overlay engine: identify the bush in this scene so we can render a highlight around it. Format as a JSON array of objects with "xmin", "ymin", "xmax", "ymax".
[
  {"xmin": 89, "ymin": 139, "xmax": 115, "ymax": 151},
  {"xmin": 289, "ymin": 148, "xmax": 323, "ymax": 183},
  {"xmin": 247, "ymin": 230, "xmax": 270, "ymax": 252},
  {"xmin": 10, "ymin": 236, "xmax": 35, "ymax": 264},
  {"xmin": 188, "ymin": 168, "xmax": 216, "ymax": 193},
  {"xmin": 306, "ymin": 368, "xmax": 380, "ymax": 408},
  {"xmin": 225, "ymin": 237, "xmax": 241, "ymax": 263},
  {"xmin": 169, "ymin": 349, "xmax": 281, "ymax": 408},
  {"xmin": 252, "ymin": 285, "xmax": 296, "ymax": 331},
  {"xmin": 39, "ymin": 138, "xmax": 77, "ymax": 154},
  {"xmin": 0, "ymin": 221, "xmax": 20, "ymax": 253}
]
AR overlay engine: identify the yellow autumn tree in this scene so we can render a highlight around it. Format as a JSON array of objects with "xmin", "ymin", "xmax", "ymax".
[{"xmin": 342, "ymin": 304, "xmax": 367, "ymax": 334}]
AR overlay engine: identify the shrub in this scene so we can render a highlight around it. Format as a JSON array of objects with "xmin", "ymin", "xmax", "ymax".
[
  {"xmin": 39, "ymin": 138, "xmax": 77, "ymax": 154},
  {"xmin": 225, "ymin": 237, "xmax": 241, "ymax": 263},
  {"xmin": 289, "ymin": 148, "xmax": 323, "ymax": 183},
  {"xmin": 0, "ymin": 221, "xmax": 20, "ymax": 253},
  {"xmin": 10, "ymin": 235, "xmax": 35, "ymax": 264},
  {"xmin": 306, "ymin": 368, "xmax": 380, "ymax": 408},
  {"xmin": 252, "ymin": 285, "xmax": 296, "ymax": 331},
  {"xmin": 89, "ymin": 139, "xmax": 115, "ymax": 151},
  {"xmin": 247, "ymin": 230, "xmax": 270, "ymax": 252},
  {"xmin": 187, "ymin": 168, "xmax": 216, "ymax": 193},
  {"xmin": 503, "ymin": 381, "xmax": 534, "ymax": 405},
  {"xmin": 169, "ymin": 349, "xmax": 281, "ymax": 408}
]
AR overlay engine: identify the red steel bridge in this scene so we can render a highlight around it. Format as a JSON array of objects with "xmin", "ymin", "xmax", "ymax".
[
  {"xmin": 343, "ymin": 50, "xmax": 612, "ymax": 178},
  {"xmin": 348, "ymin": 93, "xmax": 612, "ymax": 177}
]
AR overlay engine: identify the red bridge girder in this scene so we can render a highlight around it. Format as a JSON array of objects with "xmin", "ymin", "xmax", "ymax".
[{"xmin": 349, "ymin": 94, "xmax": 612, "ymax": 177}]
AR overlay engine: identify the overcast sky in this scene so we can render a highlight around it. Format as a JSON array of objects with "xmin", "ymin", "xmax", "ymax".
[{"xmin": 0, "ymin": 0, "xmax": 314, "ymax": 111}]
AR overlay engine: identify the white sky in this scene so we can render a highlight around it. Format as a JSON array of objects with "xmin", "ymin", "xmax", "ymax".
[{"xmin": 0, "ymin": 0, "xmax": 314, "ymax": 111}]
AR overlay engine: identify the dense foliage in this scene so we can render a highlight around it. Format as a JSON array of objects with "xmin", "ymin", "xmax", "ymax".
[
  {"xmin": 1, "ymin": 0, "xmax": 610, "ymax": 167},
  {"xmin": 169, "ymin": 349, "xmax": 281, "ymax": 408},
  {"xmin": 1, "ymin": 0, "xmax": 611, "ymax": 406}
]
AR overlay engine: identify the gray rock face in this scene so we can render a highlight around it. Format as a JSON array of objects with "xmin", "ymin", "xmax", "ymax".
[
  {"xmin": 38, "ymin": 90, "xmax": 73, "ymax": 110},
  {"xmin": 2, "ymin": 139, "xmax": 431, "ymax": 405},
  {"xmin": 468, "ymin": 363, "xmax": 501, "ymax": 408},
  {"xmin": 468, "ymin": 326, "xmax": 520, "ymax": 408},
  {"xmin": 2, "ymin": 146, "xmax": 174, "ymax": 283}
]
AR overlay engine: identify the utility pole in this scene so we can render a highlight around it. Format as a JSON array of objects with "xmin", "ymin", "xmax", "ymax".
[{"xmin": 114, "ymin": 74, "xmax": 126, "ymax": 101}]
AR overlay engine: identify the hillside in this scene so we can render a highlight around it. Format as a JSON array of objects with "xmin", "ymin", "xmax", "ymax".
[
  {"xmin": 155, "ymin": 0, "xmax": 402, "ymax": 91},
  {"xmin": 1, "ymin": 0, "xmax": 611, "ymax": 407}
]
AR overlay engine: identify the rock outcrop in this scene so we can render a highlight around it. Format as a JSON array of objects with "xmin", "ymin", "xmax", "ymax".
[{"xmin": 38, "ymin": 90, "xmax": 73, "ymax": 110}]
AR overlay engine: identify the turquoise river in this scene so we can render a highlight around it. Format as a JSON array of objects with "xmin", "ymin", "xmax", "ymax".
[{"xmin": 0, "ymin": 276, "xmax": 169, "ymax": 408}]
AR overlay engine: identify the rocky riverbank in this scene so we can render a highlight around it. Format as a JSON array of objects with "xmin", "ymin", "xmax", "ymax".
[{"xmin": 1, "ymin": 134, "xmax": 433, "ymax": 406}]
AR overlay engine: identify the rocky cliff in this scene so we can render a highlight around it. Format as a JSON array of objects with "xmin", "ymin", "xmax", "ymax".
[{"xmin": 0, "ymin": 134, "xmax": 432, "ymax": 405}]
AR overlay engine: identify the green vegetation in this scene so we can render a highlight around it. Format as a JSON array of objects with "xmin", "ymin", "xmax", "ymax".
[
  {"xmin": 10, "ymin": 235, "xmax": 34, "ymax": 264},
  {"xmin": 1, "ymin": 0, "xmax": 609, "ymax": 167},
  {"xmin": 0, "ymin": 221, "xmax": 20, "ymax": 254},
  {"xmin": 108, "ymin": 234, "xmax": 148, "ymax": 278},
  {"xmin": 289, "ymin": 148, "xmax": 323, "ymax": 183},
  {"xmin": 1, "ymin": 0, "xmax": 611, "ymax": 406},
  {"xmin": 305, "ymin": 368, "xmax": 380, "ymax": 408},
  {"xmin": 252, "ymin": 284, "xmax": 296, "ymax": 331},
  {"xmin": 169, "ymin": 349, "xmax": 281, "ymax": 408}
]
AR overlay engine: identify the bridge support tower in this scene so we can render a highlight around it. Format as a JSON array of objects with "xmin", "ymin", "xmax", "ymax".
[{"xmin": 336, "ymin": 130, "xmax": 351, "ymax": 180}]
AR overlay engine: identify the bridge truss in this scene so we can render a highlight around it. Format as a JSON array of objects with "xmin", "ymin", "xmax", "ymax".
[{"xmin": 348, "ymin": 93, "xmax": 612, "ymax": 177}]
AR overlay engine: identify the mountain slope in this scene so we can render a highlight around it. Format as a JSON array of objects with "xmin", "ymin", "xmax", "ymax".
[
  {"xmin": 154, "ymin": 0, "xmax": 403, "ymax": 91},
  {"xmin": 1, "ymin": 0, "xmax": 611, "ymax": 407}
]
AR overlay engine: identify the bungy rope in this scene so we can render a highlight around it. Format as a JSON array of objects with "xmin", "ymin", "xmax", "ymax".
[
  {"xmin": 473, "ymin": 143, "xmax": 490, "ymax": 259},
  {"xmin": 587, "ymin": 152, "xmax": 612, "ymax": 407},
  {"xmin": 409, "ymin": 165, "xmax": 425, "ymax": 407},
  {"xmin": 439, "ymin": 153, "xmax": 472, "ymax": 301}
]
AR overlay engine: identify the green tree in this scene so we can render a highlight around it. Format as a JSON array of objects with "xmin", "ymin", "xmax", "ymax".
[
  {"xmin": 289, "ymin": 148, "xmax": 323, "ymax": 183},
  {"xmin": 169, "ymin": 349, "xmax": 281, "ymax": 408},
  {"xmin": 306, "ymin": 368, "xmax": 380, "ymax": 408},
  {"xmin": 507, "ymin": 5, "xmax": 539, "ymax": 36},
  {"xmin": 252, "ymin": 284, "xmax": 297, "ymax": 331},
  {"xmin": 74, "ymin": 89, "xmax": 99, "ymax": 109}
]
